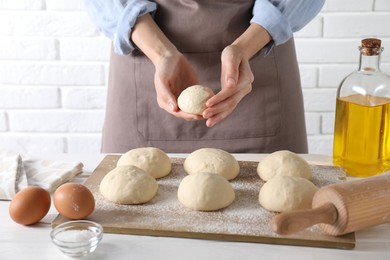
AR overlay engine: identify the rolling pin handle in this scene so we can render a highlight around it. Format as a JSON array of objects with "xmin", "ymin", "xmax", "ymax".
[{"xmin": 272, "ymin": 203, "xmax": 338, "ymax": 235}]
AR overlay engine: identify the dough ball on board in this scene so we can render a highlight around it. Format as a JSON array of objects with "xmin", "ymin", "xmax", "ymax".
[
  {"xmin": 184, "ymin": 148, "xmax": 240, "ymax": 180},
  {"xmin": 117, "ymin": 147, "xmax": 171, "ymax": 179},
  {"xmin": 100, "ymin": 165, "xmax": 158, "ymax": 205},
  {"xmin": 259, "ymin": 176, "xmax": 318, "ymax": 212},
  {"xmin": 257, "ymin": 150, "xmax": 312, "ymax": 182},
  {"xmin": 178, "ymin": 172, "xmax": 235, "ymax": 211},
  {"xmin": 177, "ymin": 85, "xmax": 214, "ymax": 115}
]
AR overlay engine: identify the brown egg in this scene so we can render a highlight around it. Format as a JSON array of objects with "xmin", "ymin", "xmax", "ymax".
[
  {"xmin": 9, "ymin": 186, "xmax": 51, "ymax": 225},
  {"xmin": 54, "ymin": 183, "xmax": 95, "ymax": 220}
]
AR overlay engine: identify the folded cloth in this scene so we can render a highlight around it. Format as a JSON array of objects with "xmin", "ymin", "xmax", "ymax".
[
  {"xmin": 0, "ymin": 151, "xmax": 27, "ymax": 200},
  {"xmin": 0, "ymin": 151, "xmax": 83, "ymax": 200}
]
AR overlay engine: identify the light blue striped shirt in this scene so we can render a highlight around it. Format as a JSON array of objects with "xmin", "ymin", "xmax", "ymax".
[{"xmin": 83, "ymin": 0, "xmax": 325, "ymax": 55}]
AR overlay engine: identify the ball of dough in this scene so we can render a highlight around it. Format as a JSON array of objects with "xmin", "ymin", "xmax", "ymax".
[
  {"xmin": 259, "ymin": 176, "xmax": 318, "ymax": 212},
  {"xmin": 178, "ymin": 172, "xmax": 235, "ymax": 211},
  {"xmin": 117, "ymin": 147, "xmax": 171, "ymax": 179},
  {"xmin": 100, "ymin": 165, "xmax": 158, "ymax": 205},
  {"xmin": 184, "ymin": 148, "xmax": 240, "ymax": 180},
  {"xmin": 257, "ymin": 150, "xmax": 312, "ymax": 181},
  {"xmin": 177, "ymin": 85, "xmax": 214, "ymax": 115}
]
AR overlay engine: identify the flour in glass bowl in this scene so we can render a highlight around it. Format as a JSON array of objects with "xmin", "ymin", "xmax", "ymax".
[{"xmin": 55, "ymin": 230, "xmax": 96, "ymax": 243}]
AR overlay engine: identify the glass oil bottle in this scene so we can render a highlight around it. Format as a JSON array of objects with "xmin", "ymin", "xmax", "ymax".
[{"xmin": 333, "ymin": 38, "xmax": 390, "ymax": 177}]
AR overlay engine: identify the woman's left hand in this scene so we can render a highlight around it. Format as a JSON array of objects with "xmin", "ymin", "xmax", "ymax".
[{"xmin": 203, "ymin": 45, "xmax": 254, "ymax": 127}]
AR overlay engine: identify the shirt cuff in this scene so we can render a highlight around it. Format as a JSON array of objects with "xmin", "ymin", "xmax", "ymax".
[
  {"xmin": 250, "ymin": 0, "xmax": 292, "ymax": 46},
  {"xmin": 114, "ymin": 1, "xmax": 157, "ymax": 55}
]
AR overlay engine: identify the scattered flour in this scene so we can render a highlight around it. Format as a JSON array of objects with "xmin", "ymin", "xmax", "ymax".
[{"xmin": 83, "ymin": 158, "xmax": 347, "ymax": 243}]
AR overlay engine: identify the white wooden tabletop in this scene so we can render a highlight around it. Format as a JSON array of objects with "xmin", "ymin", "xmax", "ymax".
[{"xmin": 1, "ymin": 153, "xmax": 389, "ymax": 260}]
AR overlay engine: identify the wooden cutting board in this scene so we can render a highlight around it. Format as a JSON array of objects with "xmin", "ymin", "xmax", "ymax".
[{"xmin": 52, "ymin": 155, "xmax": 355, "ymax": 249}]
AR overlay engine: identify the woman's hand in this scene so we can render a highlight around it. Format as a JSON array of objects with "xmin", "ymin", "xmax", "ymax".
[
  {"xmin": 131, "ymin": 14, "xmax": 202, "ymax": 121},
  {"xmin": 203, "ymin": 45, "xmax": 254, "ymax": 127},
  {"xmin": 203, "ymin": 22, "xmax": 271, "ymax": 127},
  {"xmin": 153, "ymin": 50, "xmax": 203, "ymax": 121}
]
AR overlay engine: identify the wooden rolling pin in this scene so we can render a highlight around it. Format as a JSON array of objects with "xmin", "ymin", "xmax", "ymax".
[{"xmin": 272, "ymin": 172, "xmax": 390, "ymax": 236}]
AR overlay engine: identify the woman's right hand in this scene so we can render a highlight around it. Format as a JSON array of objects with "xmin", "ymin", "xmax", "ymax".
[
  {"xmin": 153, "ymin": 50, "xmax": 203, "ymax": 121},
  {"xmin": 131, "ymin": 14, "xmax": 202, "ymax": 121}
]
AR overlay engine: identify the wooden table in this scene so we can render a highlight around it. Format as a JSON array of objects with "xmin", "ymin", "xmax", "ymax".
[{"xmin": 1, "ymin": 153, "xmax": 389, "ymax": 260}]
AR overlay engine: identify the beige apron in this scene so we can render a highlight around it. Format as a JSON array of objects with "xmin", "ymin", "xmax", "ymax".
[{"xmin": 102, "ymin": 0, "xmax": 308, "ymax": 153}]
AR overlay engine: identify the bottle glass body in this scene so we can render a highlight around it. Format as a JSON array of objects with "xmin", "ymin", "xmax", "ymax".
[{"xmin": 333, "ymin": 44, "xmax": 390, "ymax": 177}]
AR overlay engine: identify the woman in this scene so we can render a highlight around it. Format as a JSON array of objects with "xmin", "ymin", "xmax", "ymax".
[{"xmin": 84, "ymin": 0, "xmax": 324, "ymax": 153}]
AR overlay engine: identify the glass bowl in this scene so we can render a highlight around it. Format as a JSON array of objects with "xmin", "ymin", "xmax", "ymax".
[{"xmin": 50, "ymin": 220, "xmax": 103, "ymax": 257}]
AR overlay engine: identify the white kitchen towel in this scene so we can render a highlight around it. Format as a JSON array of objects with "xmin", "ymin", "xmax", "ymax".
[
  {"xmin": 0, "ymin": 151, "xmax": 83, "ymax": 200},
  {"xmin": 0, "ymin": 151, "xmax": 27, "ymax": 200}
]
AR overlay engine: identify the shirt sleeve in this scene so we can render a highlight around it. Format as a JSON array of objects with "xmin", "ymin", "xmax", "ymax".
[
  {"xmin": 83, "ymin": 0, "xmax": 157, "ymax": 55},
  {"xmin": 251, "ymin": 0, "xmax": 325, "ymax": 46}
]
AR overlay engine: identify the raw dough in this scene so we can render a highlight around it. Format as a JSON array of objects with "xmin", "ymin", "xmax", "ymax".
[
  {"xmin": 117, "ymin": 147, "xmax": 171, "ymax": 179},
  {"xmin": 177, "ymin": 172, "xmax": 235, "ymax": 211},
  {"xmin": 177, "ymin": 85, "xmax": 214, "ymax": 115},
  {"xmin": 257, "ymin": 150, "xmax": 312, "ymax": 181},
  {"xmin": 100, "ymin": 165, "xmax": 158, "ymax": 204},
  {"xmin": 184, "ymin": 148, "xmax": 240, "ymax": 180},
  {"xmin": 259, "ymin": 176, "xmax": 318, "ymax": 212}
]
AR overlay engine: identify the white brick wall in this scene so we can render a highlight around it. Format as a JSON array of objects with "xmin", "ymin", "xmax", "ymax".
[
  {"xmin": 296, "ymin": 0, "xmax": 390, "ymax": 155},
  {"xmin": 0, "ymin": 0, "xmax": 389, "ymax": 155}
]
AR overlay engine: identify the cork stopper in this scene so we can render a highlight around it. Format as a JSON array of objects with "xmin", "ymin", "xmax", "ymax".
[{"xmin": 360, "ymin": 38, "xmax": 383, "ymax": 56}]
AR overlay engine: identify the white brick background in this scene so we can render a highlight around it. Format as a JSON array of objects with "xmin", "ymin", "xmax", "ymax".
[{"xmin": 0, "ymin": 0, "xmax": 389, "ymax": 155}]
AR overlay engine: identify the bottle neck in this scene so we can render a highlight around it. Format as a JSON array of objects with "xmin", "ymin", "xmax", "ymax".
[{"xmin": 358, "ymin": 50, "xmax": 382, "ymax": 72}]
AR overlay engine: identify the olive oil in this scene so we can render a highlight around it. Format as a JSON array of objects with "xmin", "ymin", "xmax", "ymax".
[
  {"xmin": 333, "ymin": 94, "xmax": 390, "ymax": 177},
  {"xmin": 333, "ymin": 38, "xmax": 390, "ymax": 177}
]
